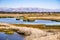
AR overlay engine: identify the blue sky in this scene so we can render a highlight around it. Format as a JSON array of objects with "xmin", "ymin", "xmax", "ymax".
[{"xmin": 0, "ymin": 0, "xmax": 60, "ymax": 9}]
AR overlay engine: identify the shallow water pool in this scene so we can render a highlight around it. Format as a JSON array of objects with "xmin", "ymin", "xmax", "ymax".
[
  {"xmin": 0, "ymin": 32, "xmax": 24, "ymax": 40},
  {"xmin": 0, "ymin": 18, "xmax": 60, "ymax": 25}
]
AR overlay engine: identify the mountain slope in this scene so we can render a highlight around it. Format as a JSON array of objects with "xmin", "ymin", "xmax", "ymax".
[{"xmin": 0, "ymin": 8, "xmax": 60, "ymax": 12}]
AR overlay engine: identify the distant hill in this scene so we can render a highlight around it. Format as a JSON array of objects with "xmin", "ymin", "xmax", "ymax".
[{"xmin": 0, "ymin": 8, "xmax": 60, "ymax": 12}]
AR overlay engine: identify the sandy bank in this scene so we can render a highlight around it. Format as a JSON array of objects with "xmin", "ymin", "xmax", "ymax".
[{"xmin": 0, "ymin": 23, "xmax": 60, "ymax": 40}]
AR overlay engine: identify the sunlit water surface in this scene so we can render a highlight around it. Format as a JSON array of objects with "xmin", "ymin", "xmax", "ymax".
[
  {"xmin": 0, "ymin": 32, "xmax": 24, "ymax": 40},
  {"xmin": 0, "ymin": 18, "xmax": 60, "ymax": 25}
]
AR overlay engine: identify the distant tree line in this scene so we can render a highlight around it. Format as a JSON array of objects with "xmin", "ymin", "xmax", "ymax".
[{"xmin": 0, "ymin": 11, "xmax": 60, "ymax": 14}]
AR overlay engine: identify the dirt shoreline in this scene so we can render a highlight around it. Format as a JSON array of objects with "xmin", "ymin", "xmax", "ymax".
[
  {"xmin": 0, "ymin": 13, "xmax": 60, "ymax": 20},
  {"xmin": 0, "ymin": 23, "xmax": 60, "ymax": 40}
]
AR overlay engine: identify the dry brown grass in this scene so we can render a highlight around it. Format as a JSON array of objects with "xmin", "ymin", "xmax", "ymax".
[
  {"xmin": 0, "ymin": 13, "xmax": 60, "ymax": 20},
  {"xmin": 12, "ymin": 24, "xmax": 60, "ymax": 29}
]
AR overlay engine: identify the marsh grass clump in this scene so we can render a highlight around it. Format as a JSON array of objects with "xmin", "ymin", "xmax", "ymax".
[
  {"xmin": 0, "ymin": 29, "xmax": 14, "ymax": 35},
  {"xmin": 4, "ymin": 29, "xmax": 14, "ymax": 35},
  {"xmin": 0, "ymin": 16, "xmax": 14, "ymax": 18}
]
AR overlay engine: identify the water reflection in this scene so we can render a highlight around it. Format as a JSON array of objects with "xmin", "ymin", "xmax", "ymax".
[{"xmin": 0, "ymin": 32, "xmax": 24, "ymax": 40}]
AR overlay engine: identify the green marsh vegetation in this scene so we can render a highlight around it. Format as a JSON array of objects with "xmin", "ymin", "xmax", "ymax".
[
  {"xmin": 0, "ymin": 16, "xmax": 14, "ymax": 18},
  {"xmin": 12, "ymin": 24, "xmax": 60, "ymax": 29},
  {"xmin": 0, "ymin": 29, "xmax": 14, "ymax": 35}
]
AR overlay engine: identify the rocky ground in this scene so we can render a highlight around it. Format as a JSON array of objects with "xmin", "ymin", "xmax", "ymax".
[{"xmin": 0, "ymin": 23, "xmax": 60, "ymax": 40}]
